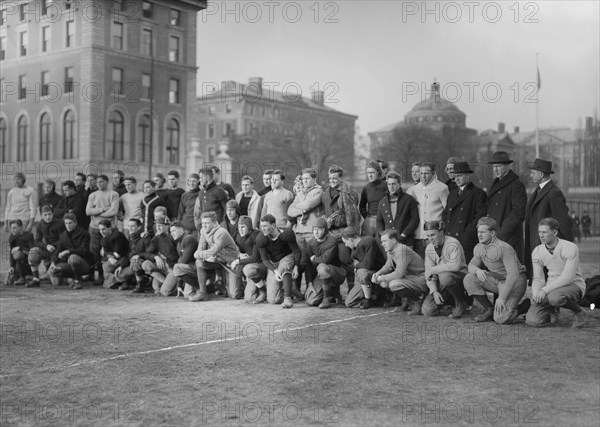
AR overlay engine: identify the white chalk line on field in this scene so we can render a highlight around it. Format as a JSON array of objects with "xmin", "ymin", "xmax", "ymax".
[{"xmin": 0, "ymin": 309, "xmax": 397, "ymax": 378}]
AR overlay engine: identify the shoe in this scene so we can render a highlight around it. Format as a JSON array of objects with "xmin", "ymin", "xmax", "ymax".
[
  {"xmin": 399, "ymin": 297, "xmax": 410, "ymax": 311},
  {"xmin": 130, "ymin": 284, "xmax": 146, "ymax": 293},
  {"xmin": 475, "ymin": 307, "xmax": 494, "ymax": 322},
  {"xmin": 14, "ymin": 277, "xmax": 26, "ymax": 286},
  {"xmin": 359, "ymin": 298, "xmax": 373, "ymax": 310},
  {"xmin": 407, "ymin": 300, "xmax": 422, "ymax": 316},
  {"xmin": 319, "ymin": 298, "xmax": 331, "ymax": 309},
  {"xmin": 66, "ymin": 278, "xmax": 75, "ymax": 288},
  {"xmin": 25, "ymin": 277, "xmax": 41, "ymax": 288},
  {"xmin": 93, "ymin": 277, "xmax": 104, "ymax": 286},
  {"xmin": 253, "ymin": 289, "xmax": 267, "ymax": 304},
  {"xmin": 118, "ymin": 282, "xmax": 131, "ymax": 291},
  {"xmin": 517, "ymin": 298, "xmax": 531, "ymax": 315},
  {"xmin": 572, "ymin": 311, "xmax": 592, "ymax": 329},
  {"xmin": 282, "ymin": 296, "xmax": 293, "ymax": 309},
  {"xmin": 292, "ymin": 286, "xmax": 305, "ymax": 302},
  {"xmin": 189, "ymin": 290, "xmax": 208, "ymax": 302},
  {"xmin": 549, "ymin": 307, "xmax": 560, "ymax": 324},
  {"xmin": 448, "ymin": 303, "xmax": 466, "ymax": 319},
  {"xmin": 154, "ymin": 290, "xmax": 162, "ymax": 295},
  {"xmin": 384, "ymin": 295, "xmax": 402, "ymax": 308},
  {"xmin": 72, "ymin": 280, "xmax": 83, "ymax": 290}
]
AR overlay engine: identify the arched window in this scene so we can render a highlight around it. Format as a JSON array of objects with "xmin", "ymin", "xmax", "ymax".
[
  {"xmin": 166, "ymin": 118, "xmax": 179, "ymax": 164},
  {"xmin": 0, "ymin": 118, "xmax": 7, "ymax": 163},
  {"xmin": 17, "ymin": 116, "xmax": 27, "ymax": 161},
  {"xmin": 63, "ymin": 110, "xmax": 75, "ymax": 159},
  {"xmin": 39, "ymin": 113, "xmax": 51, "ymax": 160},
  {"xmin": 107, "ymin": 110, "xmax": 124, "ymax": 160},
  {"xmin": 138, "ymin": 114, "xmax": 150, "ymax": 162}
]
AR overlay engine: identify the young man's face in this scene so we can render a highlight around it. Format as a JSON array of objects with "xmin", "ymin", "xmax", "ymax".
[
  {"xmin": 380, "ymin": 234, "xmax": 396, "ymax": 253},
  {"xmin": 302, "ymin": 173, "xmax": 316, "ymax": 189},
  {"xmin": 62, "ymin": 185, "xmax": 75, "ymax": 197},
  {"xmin": 387, "ymin": 178, "xmax": 401, "ymax": 194},
  {"xmin": 152, "ymin": 177, "xmax": 164, "ymax": 189},
  {"xmin": 425, "ymin": 229, "xmax": 444, "ymax": 247},
  {"xmin": 167, "ymin": 175, "xmax": 178, "ymax": 189},
  {"xmin": 64, "ymin": 219, "xmax": 77, "ymax": 232},
  {"xmin": 74, "ymin": 175, "xmax": 84, "ymax": 187},
  {"xmin": 170, "ymin": 226, "xmax": 184, "ymax": 240},
  {"xmin": 9, "ymin": 223, "xmax": 22, "ymax": 235},
  {"xmin": 87, "ymin": 176, "xmax": 97, "ymax": 189},
  {"xmin": 328, "ymin": 173, "xmax": 342, "ymax": 189},
  {"xmin": 420, "ymin": 167, "xmax": 434, "ymax": 186},
  {"xmin": 366, "ymin": 167, "xmax": 378, "ymax": 183},
  {"xmin": 241, "ymin": 180, "xmax": 253, "ymax": 195},
  {"xmin": 238, "ymin": 222, "xmax": 250, "ymax": 237},
  {"xmin": 113, "ymin": 174, "xmax": 122, "ymax": 186},
  {"xmin": 342, "ymin": 237, "xmax": 357, "ymax": 250},
  {"xmin": 156, "ymin": 223, "xmax": 169, "ymax": 236},
  {"xmin": 128, "ymin": 221, "xmax": 141, "ymax": 235},
  {"xmin": 96, "ymin": 178, "xmax": 108, "ymax": 190},
  {"xmin": 226, "ymin": 207, "xmax": 238, "ymax": 221},
  {"xmin": 199, "ymin": 173, "xmax": 212, "ymax": 187},
  {"xmin": 260, "ymin": 221, "xmax": 275, "ymax": 236},
  {"xmin": 143, "ymin": 183, "xmax": 155, "ymax": 196},
  {"xmin": 201, "ymin": 218, "xmax": 216, "ymax": 234},
  {"xmin": 445, "ymin": 164, "xmax": 455, "ymax": 180},
  {"xmin": 14, "ymin": 176, "xmax": 24, "ymax": 188},
  {"xmin": 477, "ymin": 225, "xmax": 494, "ymax": 244},
  {"xmin": 263, "ymin": 174, "xmax": 272, "ymax": 188},
  {"xmin": 99, "ymin": 224, "xmax": 111, "ymax": 238},
  {"xmin": 124, "ymin": 180, "xmax": 137, "ymax": 193},
  {"xmin": 538, "ymin": 224, "xmax": 558, "ymax": 245},
  {"xmin": 312, "ymin": 227, "xmax": 326, "ymax": 241},
  {"xmin": 42, "ymin": 211, "xmax": 54, "ymax": 223},
  {"xmin": 270, "ymin": 174, "xmax": 283, "ymax": 190},
  {"xmin": 187, "ymin": 176, "xmax": 199, "ymax": 190},
  {"xmin": 42, "ymin": 182, "xmax": 53, "ymax": 194}
]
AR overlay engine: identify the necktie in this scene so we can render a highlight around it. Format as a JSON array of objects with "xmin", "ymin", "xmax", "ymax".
[
  {"xmin": 458, "ymin": 187, "xmax": 463, "ymax": 196},
  {"xmin": 531, "ymin": 186, "xmax": 540, "ymax": 201}
]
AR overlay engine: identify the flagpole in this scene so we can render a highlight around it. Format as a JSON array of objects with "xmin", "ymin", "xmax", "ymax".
[{"xmin": 535, "ymin": 52, "xmax": 540, "ymax": 158}]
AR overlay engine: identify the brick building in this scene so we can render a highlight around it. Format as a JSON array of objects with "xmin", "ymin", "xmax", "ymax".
[
  {"xmin": 1, "ymin": 0, "xmax": 206, "ymax": 212},
  {"xmin": 196, "ymin": 77, "xmax": 358, "ymax": 188}
]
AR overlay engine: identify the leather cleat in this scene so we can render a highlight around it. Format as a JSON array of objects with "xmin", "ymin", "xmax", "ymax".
[
  {"xmin": 517, "ymin": 298, "xmax": 531, "ymax": 316},
  {"xmin": 359, "ymin": 298, "xmax": 374, "ymax": 310},
  {"xmin": 407, "ymin": 300, "xmax": 422, "ymax": 316},
  {"xmin": 319, "ymin": 298, "xmax": 331, "ymax": 309},
  {"xmin": 572, "ymin": 311, "xmax": 593, "ymax": 329},
  {"xmin": 130, "ymin": 284, "xmax": 146, "ymax": 293},
  {"xmin": 475, "ymin": 307, "xmax": 494, "ymax": 322},
  {"xmin": 72, "ymin": 280, "xmax": 83, "ymax": 290},
  {"xmin": 118, "ymin": 282, "xmax": 131, "ymax": 291},
  {"xmin": 188, "ymin": 291, "xmax": 209, "ymax": 302},
  {"xmin": 14, "ymin": 277, "xmax": 26, "ymax": 286},
  {"xmin": 384, "ymin": 295, "xmax": 402, "ymax": 308},
  {"xmin": 25, "ymin": 278, "xmax": 41, "ymax": 288},
  {"xmin": 449, "ymin": 303, "xmax": 466, "ymax": 319},
  {"xmin": 253, "ymin": 289, "xmax": 267, "ymax": 304},
  {"xmin": 281, "ymin": 296, "xmax": 293, "ymax": 309},
  {"xmin": 549, "ymin": 307, "xmax": 560, "ymax": 324}
]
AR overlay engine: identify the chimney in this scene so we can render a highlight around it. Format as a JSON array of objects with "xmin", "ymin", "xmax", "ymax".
[
  {"xmin": 248, "ymin": 77, "xmax": 263, "ymax": 95},
  {"xmin": 513, "ymin": 126, "xmax": 520, "ymax": 134},
  {"xmin": 585, "ymin": 117, "xmax": 593, "ymax": 136},
  {"xmin": 498, "ymin": 122, "xmax": 505, "ymax": 134},
  {"xmin": 312, "ymin": 90, "xmax": 324, "ymax": 106}
]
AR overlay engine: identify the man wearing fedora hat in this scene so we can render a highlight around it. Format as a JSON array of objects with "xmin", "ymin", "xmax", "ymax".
[
  {"xmin": 524, "ymin": 158, "xmax": 572, "ymax": 278},
  {"xmin": 442, "ymin": 162, "xmax": 487, "ymax": 262},
  {"xmin": 486, "ymin": 152, "xmax": 527, "ymax": 262}
]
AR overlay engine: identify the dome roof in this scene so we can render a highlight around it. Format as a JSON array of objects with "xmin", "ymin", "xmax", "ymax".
[{"xmin": 404, "ymin": 82, "xmax": 466, "ymax": 127}]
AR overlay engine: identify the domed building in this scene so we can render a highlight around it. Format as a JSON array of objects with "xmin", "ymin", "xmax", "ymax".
[{"xmin": 403, "ymin": 82, "xmax": 467, "ymax": 130}]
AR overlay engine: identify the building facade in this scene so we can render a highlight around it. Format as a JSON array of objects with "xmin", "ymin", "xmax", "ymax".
[
  {"xmin": 196, "ymin": 77, "xmax": 357, "ymax": 188},
  {"xmin": 1, "ymin": 0, "xmax": 206, "ymax": 210}
]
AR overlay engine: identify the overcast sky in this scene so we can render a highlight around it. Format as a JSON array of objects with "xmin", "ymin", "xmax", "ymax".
[{"xmin": 196, "ymin": 1, "xmax": 600, "ymax": 135}]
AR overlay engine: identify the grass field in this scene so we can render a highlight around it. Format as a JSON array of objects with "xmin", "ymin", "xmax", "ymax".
[{"xmin": 1, "ymin": 238, "xmax": 599, "ymax": 427}]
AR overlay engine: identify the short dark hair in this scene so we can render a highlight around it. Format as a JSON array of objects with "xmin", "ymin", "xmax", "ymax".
[
  {"xmin": 128, "ymin": 218, "xmax": 142, "ymax": 227},
  {"xmin": 301, "ymin": 168, "xmax": 317, "ymax": 179},
  {"xmin": 271, "ymin": 169, "xmax": 285, "ymax": 180},
  {"xmin": 144, "ymin": 180, "xmax": 156, "ymax": 188},
  {"xmin": 328, "ymin": 165, "xmax": 344, "ymax": 177},
  {"xmin": 386, "ymin": 172, "xmax": 402, "ymax": 182},
  {"xmin": 64, "ymin": 213, "xmax": 77, "ymax": 222},
  {"xmin": 263, "ymin": 170, "xmax": 274, "ymax": 176},
  {"xmin": 124, "ymin": 177, "xmax": 137, "ymax": 184},
  {"xmin": 62, "ymin": 180, "xmax": 76, "ymax": 190},
  {"xmin": 114, "ymin": 170, "xmax": 125, "ymax": 178},
  {"xmin": 154, "ymin": 173, "xmax": 166, "ymax": 183},
  {"xmin": 199, "ymin": 167, "xmax": 215, "ymax": 177},
  {"xmin": 97, "ymin": 174, "xmax": 109, "ymax": 182},
  {"xmin": 382, "ymin": 228, "xmax": 400, "ymax": 241},
  {"xmin": 170, "ymin": 221, "xmax": 184, "ymax": 229},
  {"xmin": 98, "ymin": 219, "xmax": 112, "ymax": 228},
  {"xmin": 376, "ymin": 159, "xmax": 389, "ymax": 170},
  {"xmin": 9, "ymin": 219, "xmax": 23, "ymax": 227},
  {"xmin": 168, "ymin": 170, "xmax": 180, "ymax": 179},
  {"xmin": 420, "ymin": 162, "xmax": 436, "ymax": 172},
  {"xmin": 241, "ymin": 175, "xmax": 254, "ymax": 184},
  {"xmin": 477, "ymin": 216, "xmax": 497, "ymax": 231},
  {"xmin": 86, "ymin": 173, "xmax": 98, "ymax": 180},
  {"xmin": 75, "ymin": 172, "xmax": 86, "ymax": 181},
  {"xmin": 201, "ymin": 211, "xmax": 217, "ymax": 222},
  {"xmin": 260, "ymin": 214, "xmax": 276, "ymax": 225},
  {"xmin": 341, "ymin": 227, "xmax": 360, "ymax": 240},
  {"xmin": 539, "ymin": 217, "xmax": 559, "ymax": 230},
  {"xmin": 208, "ymin": 165, "xmax": 220, "ymax": 174}
]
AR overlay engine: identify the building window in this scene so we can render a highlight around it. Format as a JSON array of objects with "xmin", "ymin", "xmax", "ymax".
[
  {"xmin": 112, "ymin": 68, "xmax": 123, "ymax": 95},
  {"xmin": 208, "ymin": 146, "xmax": 216, "ymax": 163},
  {"xmin": 0, "ymin": 35, "xmax": 5, "ymax": 60},
  {"xmin": 166, "ymin": 118, "xmax": 179, "ymax": 164},
  {"xmin": 66, "ymin": 20, "xmax": 74, "ymax": 48},
  {"xmin": 207, "ymin": 123, "xmax": 215, "ymax": 139},
  {"xmin": 39, "ymin": 113, "xmax": 51, "ymax": 160},
  {"xmin": 42, "ymin": 26, "xmax": 50, "ymax": 52},
  {"xmin": 41, "ymin": 71, "xmax": 49, "ymax": 97},
  {"xmin": 64, "ymin": 67, "xmax": 73, "ymax": 93},
  {"xmin": 107, "ymin": 111, "xmax": 124, "ymax": 160},
  {"xmin": 20, "ymin": 4, "xmax": 26, "ymax": 21},
  {"xmin": 170, "ymin": 9, "xmax": 181, "ymax": 26},
  {"xmin": 112, "ymin": 21, "xmax": 124, "ymax": 50},
  {"xmin": 20, "ymin": 31, "xmax": 27, "ymax": 56},
  {"xmin": 41, "ymin": 0, "xmax": 48, "ymax": 16},
  {"xmin": 169, "ymin": 78, "xmax": 179, "ymax": 104},
  {"xmin": 225, "ymin": 103, "xmax": 232, "ymax": 113},
  {"xmin": 64, "ymin": 0, "xmax": 73, "ymax": 10},
  {"xmin": 18, "ymin": 75, "xmax": 26, "ymax": 100},
  {"xmin": 113, "ymin": 0, "xmax": 125, "ymax": 11},
  {"xmin": 141, "ymin": 28, "xmax": 152, "ymax": 56},
  {"xmin": 63, "ymin": 110, "xmax": 75, "ymax": 159},
  {"xmin": 0, "ymin": 6, "xmax": 6, "ymax": 25},
  {"xmin": 225, "ymin": 122, "xmax": 233, "ymax": 136},
  {"xmin": 142, "ymin": 1, "xmax": 153, "ymax": 19},
  {"xmin": 168, "ymin": 36, "xmax": 179, "ymax": 62},
  {"xmin": 17, "ymin": 116, "xmax": 27, "ymax": 162},
  {"xmin": 0, "ymin": 118, "xmax": 6, "ymax": 163},
  {"xmin": 142, "ymin": 73, "xmax": 151, "ymax": 99},
  {"xmin": 138, "ymin": 114, "xmax": 150, "ymax": 162}
]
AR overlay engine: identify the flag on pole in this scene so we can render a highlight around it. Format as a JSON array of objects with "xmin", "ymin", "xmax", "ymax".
[{"xmin": 537, "ymin": 66, "xmax": 541, "ymax": 91}]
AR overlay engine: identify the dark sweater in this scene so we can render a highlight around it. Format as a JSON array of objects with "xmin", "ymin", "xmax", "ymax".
[
  {"xmin": 53, "ymin": 227, "xmax": 93, "ymax": 264},
  {"xmin": 128, "ymin": 232, "xmax": 152, "ymax": 257},
  {"xmin": 9, "ymin": 232, "xmax": 34, "ymax": 267},
  {"xmin": 177, "ymin": 188, "xmax": 200, "ymax": 232},
  {"xmin": 359, "ymin": 180, "xmax": 388, "ymax": 218},
  {"xmin": 353, "ymin": 236, "xmax": 387, "ymax": 271},
  {"xmin": 234, "ymin": 229, "xmax": 262, "ymax": 266},
  {"xmin": 165, "ymin": 188, "xmax": 185, "ymax": 220},
  {"xmin": 175, "ymin": 234, "xmax": 198, "ymax": 264},
  {"xmin": 256, "ymin": 228, "xmax": 301, "ymax": 270},
  {"xmin": 144, "ymin": 233, "xmax": 179, "ymax": 268},
  {"xmin": 34, "ymin": 218, "xmax": 65, "ymax": 249},
  {"xmin": 100, "ymin": 229, "xmax": 130, "ymax": 268},
  {"xmin": 55, "ymin": 192, "xmax": 88, "ymax": 227}
]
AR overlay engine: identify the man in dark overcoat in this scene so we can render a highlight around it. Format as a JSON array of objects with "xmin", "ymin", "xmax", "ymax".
[{"xmin": 486, "ymin": 152, "xmax": 527, "ymax": 261}]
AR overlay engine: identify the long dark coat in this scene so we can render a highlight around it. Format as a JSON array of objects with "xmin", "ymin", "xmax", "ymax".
[
  {"xmin": 376, "ymin": 190, "xmax": 419, "ymax": 248},
  {"xmin": 486, "ymin": 170, "xmax": 527, "ymax": 261},
  {"xmin": 524, "ymin": 180, "xmax": 572, "ymax": 276},
  {"xmin": 442, "ymin": 181, "xmax": 487, "ymax": 262}
]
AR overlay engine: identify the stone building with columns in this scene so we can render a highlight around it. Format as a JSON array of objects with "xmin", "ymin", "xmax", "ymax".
[
  {"xmin": 195, "ymin": 77, "xmax": 358, "ymax": 189},
  {"xmin": 1, "ymin": 0, "xmax": 206, "ymax": 214}
]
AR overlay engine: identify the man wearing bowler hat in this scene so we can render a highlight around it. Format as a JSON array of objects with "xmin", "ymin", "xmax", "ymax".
[
  {"xmin": 442, "ymin": 162, "xmax": 487, "ymax": 262},
  {"xmin": 486, "ymin": 152, "xmax": 527, "ymax": 262},
  {"xmin": 524, "ymin": 158, "xmax": 572, "ymax": 278}
]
